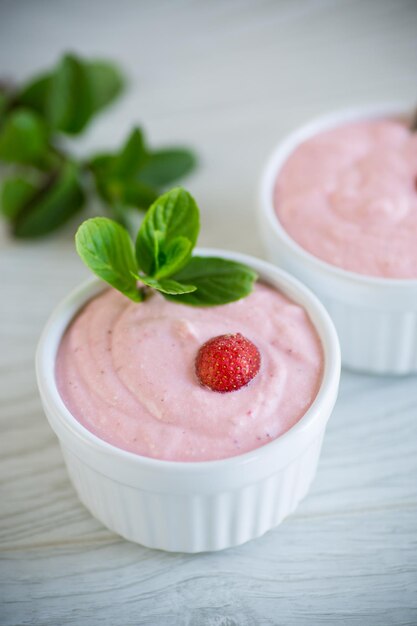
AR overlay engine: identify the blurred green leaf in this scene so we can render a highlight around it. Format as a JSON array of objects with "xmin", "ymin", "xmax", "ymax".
[
  {"xmin": 89, "ymin": 129, "xmax": 196, "ymax": 219},
  {"xmin": 0, "ymin": 108, "xmax": 48, "ymax": 164},
  {"xmin": 1, "ymin": 176, "xmax": 37, "ymax": 219},
  {"xmin": 47, "ymin": 54, "xmax": 93, "ymax": 135},
  {"xmin": 94, "ymin": 174, "xmax": 157, "ymax": 211},
  {"xmin": 113, "ymin": 128, "xmax": 147, "ymax": 178},
  {"xmin": 104, "ymin": 178, "xmax": 157, "ymax": 206},
  {"xmin": 18, "ymin": 73, "xmax": 51, "ymax": 116},
  {"xmin": 90, "ymin": 129, "xmax": 147, "ymax": 179},
  {"xmin": 17, "ymin": 56, "xmax": 124, "ymax": 133},
  {"xmin": 138, "ymin": 148, "xmax": 197, "ymax": 187},
  {"xmin": 0, "ymin": 52, "xmax": 199, "ymax": 243},
  {"xmin": 13, "ymin": 162, "xmax": 85, "ymax": 237},
  {"xmin": 89, "ymin": 153, "xmax": 115, "ymax": 177},
  {"xmin": 106, "ymin": 200, "xmax": 130, "ymax": 229},
  {"xmin": 116, "ymin": 179, "xmax": 157, "ymax": 208},
  {"xmin": 88, "ymin": 61, "xmax": 124, "ymax": 113},
  {"xmin": 90, "ymin": 129, "xmax": 155, "ymax": 209},
  {"xmin": 0, "ymin": 91, "xmax": 8, "ymax": 122}
]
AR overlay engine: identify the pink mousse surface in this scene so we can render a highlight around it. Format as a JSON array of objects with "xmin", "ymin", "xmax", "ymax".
[
  {"xmin": 56, "ymin": 283, "xmax": 323, "ymax": 462},
  {"xmin": 274, "ymin": 119, "xmax": 417, "ymax": 278}
]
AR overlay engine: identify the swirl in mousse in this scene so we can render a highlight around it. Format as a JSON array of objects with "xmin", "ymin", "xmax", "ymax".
[
  {"xmin": 56, "ymin": 283, "xmax": 323, "ymax": 462},
  {"xmin": 275, "ymin": 119, "xmax": 417, "ymax": 278}
]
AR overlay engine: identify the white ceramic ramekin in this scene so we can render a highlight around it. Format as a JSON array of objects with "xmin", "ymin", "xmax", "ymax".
[
  {"xmin": 36, "ymin": 249, "xmax": 340, "ymax": 552},
  {"xmin": 260, "ymin": 104, "xmax": 417, "ymax": 375}
]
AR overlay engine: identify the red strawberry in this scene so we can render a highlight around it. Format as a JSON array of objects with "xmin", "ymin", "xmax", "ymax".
[{"xmin": 195, "ymin": 333, "xmax": 261, "ymax": 393}]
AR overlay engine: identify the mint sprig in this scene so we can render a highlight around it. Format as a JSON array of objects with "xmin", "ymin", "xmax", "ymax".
[
  {"xmin": 90, "ymin": 127, "xmax": 197, "ymax": 226},
  {"xmin": 76, "ymin": 187, "xmax": 257, "ymax": 306},
  {"xmin": 0, "ymin": 53, "xmax": 197, "ymax": 238}
]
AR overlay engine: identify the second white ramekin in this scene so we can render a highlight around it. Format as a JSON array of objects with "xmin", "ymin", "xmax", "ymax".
[
  {"xmin": 36, "ymin": 249, "xmax": 340, "ymax": 552},
  {"xmin": 260, "ymin": 104, "xmax": 417, "ymax": 375}
]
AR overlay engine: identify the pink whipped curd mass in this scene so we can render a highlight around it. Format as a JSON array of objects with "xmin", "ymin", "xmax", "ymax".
[
  {"xmin": 56, "ymin": 283, "xmax": 323, "ymax": 462},
  {"xmin": 275, "ymin": 119, "xmax": 417, "ymax": 278}
]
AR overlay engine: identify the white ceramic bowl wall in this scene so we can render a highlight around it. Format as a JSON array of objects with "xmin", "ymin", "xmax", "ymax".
[
  {"xmin": 259, "ymin": 104, "xmax": 417, "ymax": 375},
  {"xmin": 36, "ymin": 250, "xmax": 340, "ymax": 552}
]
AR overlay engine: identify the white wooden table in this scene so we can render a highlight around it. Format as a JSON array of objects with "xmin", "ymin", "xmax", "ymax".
[{"xmin": 1, "ymin": 1, "xmax": 417, "ymax": 624}]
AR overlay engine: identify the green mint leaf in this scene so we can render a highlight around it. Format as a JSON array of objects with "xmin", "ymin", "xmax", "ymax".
[
  {"xmin": 13, "ymin": 162, "xmax": 85, "ymax": 238},
  {"xmin": 1, "ymin": 176, "xmax": 37, "ymax": 219},
  {"xmin": 18, "ymin": 57, "xmax": 123, "ymax": 128},
  {"xmin": 107, "ymin": 201, "xmax": 130, "ymax": 231},
  {"xmin": 87, "ymin": 60, "xmax": 124, "ymax": 114},
  {"xmin": 138, "ymin": 274, "xmax": 196, "ymax": 295},
  {"xmin": 138, "ymin": 148, "xmax": 197, "ymax": 187},
  {"xmin": 153, "ymin": 236, "xmax": 192, "ymax": 279},
  {"xmin": 88, "ymin": 131, "xmax": 198, "ymax": 220},
  {"xmin": 94, "ymin": 173, "xmax": 157, "ymax": 211},
  {"xmin": 0, "ymin": 108, "xmax": 48, "ymax": 164},
  {"xmin": 88, "ymin": 153, "xmax": 116, "ymax": 186},
  {"xmin": 76, "ymin": 217, "xmax": 141, "ymax": 302},
  {"xmin": 116, "ymin": 180, "xmax": 157, "ymax": 209},
  {"xmin": 90, "ymin": 130, "xmax": 156, "ymax": 215},
  {"xmin": 112, "ymin": 128, "xmax": 147, "ymax": 178},
  {"xmin": 88, "ymin": 128, "xmax": 147, "ymax": 183},
  {"xmin": 18, "ymin": 73, "xmax": 51, "ymax": 116},
  {"xmin": 89, "ymin": 130, "xmax": 197, "ymax": 212},
  {"xmin": 165, "ymin": 256, "xmax": 258, "ymax": 306},
  {"xmin": 47, "ymin": 53, "xmax": 93, "ymax": 135},
  {"xmin": 135, "ymin": 187, "xmax": 199, "ymax": 276},
  {"xmin": 91, "ymin": 154, "xmax": 157, "ymax": 212},
  {"xmin": 0, "ymin": 91, "xmax": 8, "ymax": 121}
]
